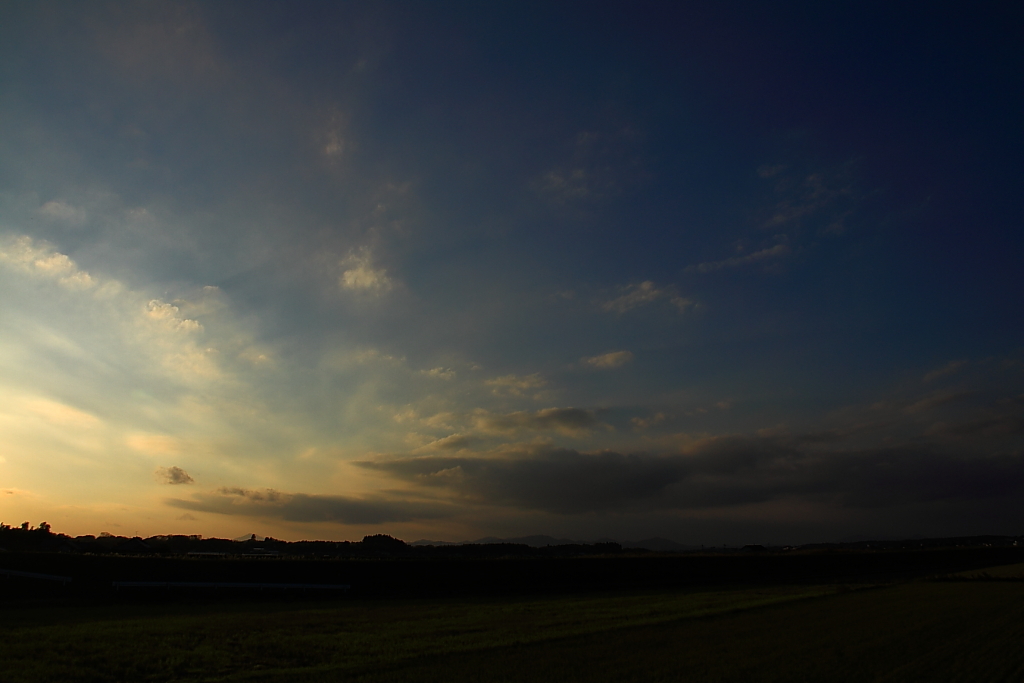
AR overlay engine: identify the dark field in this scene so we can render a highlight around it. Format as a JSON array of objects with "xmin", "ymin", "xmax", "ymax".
[{"xmin": 2, "ymin": 550, "xmax": 1023, "ymax": 681}]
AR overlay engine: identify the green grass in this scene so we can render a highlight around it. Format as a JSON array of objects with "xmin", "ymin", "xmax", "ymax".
[{"xmin": 2, "ymin": 575, "xmax": 1024, "ymax": 682}]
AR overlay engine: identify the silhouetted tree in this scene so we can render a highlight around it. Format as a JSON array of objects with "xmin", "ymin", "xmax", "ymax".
[{"xmin": 361, "ymin": 534, "xmax": 407, "ymax": 552}]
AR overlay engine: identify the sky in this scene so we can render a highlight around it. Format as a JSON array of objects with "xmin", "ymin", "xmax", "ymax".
[{"xmin": 0, "ymin": 2, "xmax": 1022, "ymax": 545}]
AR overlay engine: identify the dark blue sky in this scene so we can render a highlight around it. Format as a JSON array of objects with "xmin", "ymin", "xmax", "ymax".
[{"xmin": 0, "ymin": 2, "xmax": 1021, "ymax": 543}]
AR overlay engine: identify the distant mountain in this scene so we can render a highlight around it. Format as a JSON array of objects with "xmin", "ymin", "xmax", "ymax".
[
  {"xmin": 469, "ymin": 535, "xmax": 578, "ymax": 547},
  {"xmin": 621, "ymin": 537, "xmax": 699, "ymax": 552},
  {"xmin": 408, "ymin": 539, "xmax": 459, "ymax": 546},
  {"xmin": 410, "ymin": 535, "xmax": 695, "ymax": 551},
  {"xmin": 411, "ymin": 535, "xmax": 582, "ymax": 548}
]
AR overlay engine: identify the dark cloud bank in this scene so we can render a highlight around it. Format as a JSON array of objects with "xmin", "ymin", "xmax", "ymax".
[
  {"xmin": 167, "ymin": 382, "xmax": 1024, "ymax": 538},
  {"xmin": 359, "ymin": 436, "xmax": 1024, "ymax": 515},
  {"xmin": 167, "ymin": 488, "xmax": 452, "ymax": 525},
  {"xmin": 169, "ymin": 419, "xmax": 1024, "ymax": 535}
]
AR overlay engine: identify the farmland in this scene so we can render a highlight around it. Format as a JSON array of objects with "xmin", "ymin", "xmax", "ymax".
[{"xmin": 1, "ymin": 549, "xmax": 1023, "ymax": 681}]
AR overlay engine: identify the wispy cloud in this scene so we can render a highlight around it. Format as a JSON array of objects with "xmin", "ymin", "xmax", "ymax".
[
  {"xmin": 39, "ymin": 200, "xmax": 87, "ymax": 224},
  {"xmin": 904, "ymin": 391, "xmax": 972, "ymax": 414},
  {"xmin": 686, "ymin": 244, "xmax": 790, "ymax": 274},
  {"xmin": 534, "ymin": 129, "xmax": 646, "ymax": 205},
  {"xmin": 602, "ymin": 281, "xmax": 692, "ymax": 314},
  {"xmin": 321, "ymin": 108, "xmax": 348, "ymax": 159},
  {"xmin": 582, "ymin": 351, "xmax": 633, "ymax": 369},
  {"xmin": 924, "ymin": 360, "xmax": 968, "ymax": 383},
  {"xmin": 630, "ymin": 412, "xmax": 666, "ymax": 430},
  {"xmin": 417, "ymin": 433, "xmax": 472, "ymax": 451},
  {"xmin": 474, "ymin": 407, "xmax": 603, "ymax": 437}
]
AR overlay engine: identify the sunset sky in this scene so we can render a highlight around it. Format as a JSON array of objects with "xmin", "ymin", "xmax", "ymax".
[{"xmin": 1, "ymin": 2, "xmax": 1021, "ymax": 545}]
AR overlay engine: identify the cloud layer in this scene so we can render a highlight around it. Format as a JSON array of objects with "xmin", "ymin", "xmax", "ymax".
[
  {"xmin": 0, "ymin": 3, "xmax": 1020, "ymax": 543},
  {"xmin": 358, "ymin": 434, "xmax": 1024, "ymax": 516},
  {"xmin": 168, "ymin": 488, "xmax": 452, "ymax": 525}
]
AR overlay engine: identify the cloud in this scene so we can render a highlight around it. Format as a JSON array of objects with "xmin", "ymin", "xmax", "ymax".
[
  {"xmin": 761, "ymin": 167, "xmax": 857, "ymax": 235},
  {"xmin": 924, "ymin": 414, "xmax": 1024, "ymax": 438},
  {"xmin": 686, "ymin": 244, "xmax": 790, "ymax": 274},
  {"xmin": 0, "ymin": 235, "xmax": 96, "ymax": 289},
  {"xmin": 94, "ymin": 3, "xmax": 230, "ymax": 88},
  {"xmin": 420, "ymin": 367, "xmax": 456, "ymax": 380},
  {"xmin": 25, "ymin": 398, "xmax": 101, "ymax": 429},
  {"xmin": 146, "ymin": 300, "xmax": 203, "ymax": 333},
  {"xmin": 485, "ymin": 373, "xmax": 546, "ymax": 397},
  {"xmin": 757, "ymin": 164, "xmax": 787, "ymax": 179},
  {"xmin": 904, "ymin": 391, "xmax": 972, "ymax": 414},
  {"xmin": 167, "ymin": 487, "xmax": 453, "ymax": 524},
  {"xmin": 357, "ymin": 447, "xmax": 688, "ymax": 514},
  {"xmin": 474, "ymin": 407, "xmax": 601, "ymax": 437},
  {"xmin": 420, "ymin": 433, "xmax": 472, "ymax": 451},
  {"xmin": 39, "ymin": 200, "xmax": 87, "ymax": 224},
  {"xmin": 631, "ymin": 412, "xmax": 666, "ymax": 430},
  {"xmin": 156, "ymin": 466, "xmax": 194, "ymax": 485},
  {"xmin": 126, "ymin": 433, "xmax": 182, "ymax": 455},
  {"xmin": 322, "ymin": 108, "xmax": 348, "ymax": 159},
  {"xmin": 358, "ymin": 426, "xmax": 1024, "ymax": 515},
  {"xmin": 602, "ymin": 281, "xmax": 692, "ymax": 314},
  {"xmin": 533, "ymin": 127, "xmax": 649, "ymax": 208},
  {"xmin": 539, "ymin": 167, "xmax": 593, "ymax": 201},
  {"xmin": 582, "ymin": 350, "xmax": 633, "ymax": 369},
  {"xmin": 356, "ymin": 349, "xmax": 405, "ymax": 365},
  {"xmin": 340, "ymin": 249, "xmax": 392, "ymax": 294},
  {"xmin": 924, "ymin": 360, "xmax": 968, "ymax": 383}
]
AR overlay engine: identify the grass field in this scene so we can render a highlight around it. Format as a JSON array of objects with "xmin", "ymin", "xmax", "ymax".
[{"xmin": 1, "ymin": 574, "xmax": 1023, "ymax": 681}]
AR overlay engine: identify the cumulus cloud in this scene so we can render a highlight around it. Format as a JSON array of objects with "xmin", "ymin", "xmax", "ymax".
[
  {"xmin": 146, "ymin": 300, "xmax": 203, "ymax": 332},
  {"xmin": 167, "ymin": 487, "xmax": 453, "ymax": 524},
  {"xmin": 156, "ymin": 466, "xmax": 194, "ymax": 485},
  {"xmin": 474, "ymin": 407, "xmax": 602, "ymax": 436},
  {"xmin": 686, "ymin": 244, "xmax": 790, "ymax": 274},
  {"xmin": 485, "ymin": 373, "xmax": 546, "ymax": 397},
  {"xmin": 0, "ymin": 235, "xmax": 96, "ymax": 289},
  {"xmin": 602, "ymin": 281, "xmax": 692, "ymax": 314},
  {"xmin": 420, "ymin": 367, "xmax": 456, "ymax": 380},
  {"xmin": 340, "ymin": 249, "xmax": 392, "ymax": 294},
  {"xmin": 582, "ymin": 350, "xmax": 633, "ymax": 369}
]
